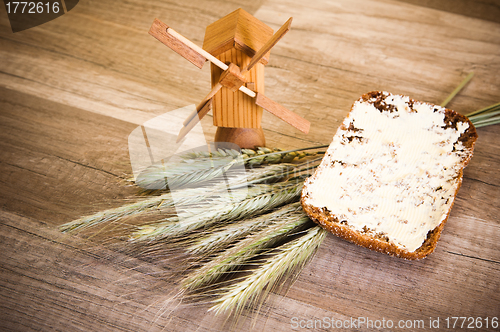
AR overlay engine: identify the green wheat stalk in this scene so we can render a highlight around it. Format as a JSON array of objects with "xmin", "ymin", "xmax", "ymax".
[
  {"xmin": 186, "ymin": 202, "xmax": 303, "ymax": 256},
  {"xmin": 440, "ymin": 72, "xmax": 474, "ymax": 107},
  {"xmin": 440, "ymin": 72, "xmax": 499, "ymax": 127},
  {"xmin": 60, "ymin": 146, "xmax": 323, "ymax": 234},
  {"xmin": 131, "ymin": 184, "xmax": 276, "ymax": 237},
  {"xmin": 136, "ymin": 145, "xmax": 327, "ymax": 190},
  {"xmin": 182, "ymin": 146, "xmax": 325, "ymax": 165},
  {"xmin": 135, "ymin": 158, "xmax": 238, "ymax": 190},
  {"xmin": 182, "ymin": 208, "xmax": 310, "ymax": 290},
  {"xmin": 130, "ymin": 180, "xmax": 305, "ymax": 242},
  {"xmin": 59, "ymin": 161, "xmax": 306, "ymax": 233},
  {"xmin": 208, "ymin": 226, "xmax": 328, "ymax": 315},
  {"xmin": 59, "ymin": 193, "xmax": 174, "ymax": 233},
  {"xmin": 59, "ymin": 185, "xmax": 221, "ymax": 233},
  {"xmin": 467, "ymin": 102, "xmax": 500, "ymax": 128}
]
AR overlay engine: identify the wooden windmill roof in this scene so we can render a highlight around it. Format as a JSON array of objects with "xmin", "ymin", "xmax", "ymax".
[{"xmin": 203, "ymin": 8, "xmax": 274, "ymax": 65}]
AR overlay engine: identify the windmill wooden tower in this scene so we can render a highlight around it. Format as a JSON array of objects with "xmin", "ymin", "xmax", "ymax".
[{"xmin": 149, "ymin": 8, "xmax": 310, "ymax": 148}]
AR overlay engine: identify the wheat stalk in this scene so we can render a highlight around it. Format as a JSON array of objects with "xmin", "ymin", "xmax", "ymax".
[
  {"xmin": 135, "ymin": 158, "xmax": 238, "ymax": 190},
  {"xmin": 130, "ymin": 184, "xmax": 275, "ymax": 238},
  {"xmin": 129, "ymin": 180, "xmax": 305, "ymax": 242},
  {"xmin": 440, "ymin": 72, "xmax": 474, "ymax": 107},
  {"xmin": 182, "ymin": 148, "xmax": 244, "ymax": 159},
  {"xmin": 182, "ymin": 208, "xmax": 309, "ymax": 290},
  {"xmin": 59, "ymin": 161, "xmax": 306, "ymax": 233},
  {"xmin": 136, "ymin": 145, "xmax": 327, "ymax": 190},
  {"xmin": 208, "ymin": 226, "xmax": 327, "ymax": 315},
  {"xmin": 186, "ymin": 202, "xmax": 303, "ymax": 256},
  {"xmin": 59, "ymin": 193, "xmax": 173, "ymax": 233},
  {"xmin": 58, "ymin": 184, "xmax": 222, "ymax": 233},
  {"xmin": 440, "ymin": 73, "xmax": 499, "ymax": 127},
  {"xmin": 182, "ymin": 146, "xmax": 326, "ymax": 165},
  {"xmin": 182, "ymin": 147, "xmax": 282, "ymax": 161},
  {"xmin": 467, "ymin": 102, "xmax": 500, "ymax": 128}
]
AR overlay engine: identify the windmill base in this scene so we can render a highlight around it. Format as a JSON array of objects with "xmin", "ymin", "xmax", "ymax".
[{"xmin": 214, "ymin": 127, "xmax": 265, "ymax": 149}]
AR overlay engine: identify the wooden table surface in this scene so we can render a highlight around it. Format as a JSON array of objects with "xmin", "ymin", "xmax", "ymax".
[{"xmin": 1, "ymin": 0, "xmax": 499, "ymax": 331}]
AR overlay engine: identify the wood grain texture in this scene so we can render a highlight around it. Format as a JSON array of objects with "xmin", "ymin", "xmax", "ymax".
[
  {"xmin": 148, "ymin": 18, "xmax": 207, "ymax": 69},
  {"xmin": 211, "ymin": 49, "xmax": 264, "ymax": 128},
  {"xmin": 218, "ymin": 63, "xmax": 246, "ymax": 92},
  {"xmin": 396, "ymin": 0, "xmax": 500, "ymax": 24},
  {"xmin": 0, "ymin": 0, "xmax": 499, "ymax": 331},
  {"xmin": 214, "ymin": 127, "xmax": 266, "ymax": 149},
  {"xmin": 203, "ymin": 8, "xmax": 274, "ymax": 65}
]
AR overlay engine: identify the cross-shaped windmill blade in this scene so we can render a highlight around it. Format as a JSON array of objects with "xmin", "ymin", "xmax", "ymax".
[
  {"xmin": 240, "ymin": 17, "xmax": 293, "ymax": 75},
  {"xmin": 149, "ymin": 17, "xmax": 310, "ymax": 142},
  {"xmin": 149, "ymin": 19, "xmax": 208, "ymax": 69}
]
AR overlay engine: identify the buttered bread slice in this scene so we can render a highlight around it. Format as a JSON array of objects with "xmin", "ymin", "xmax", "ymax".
[{"xmin": 301, "ymin": 91, "xmax": 477, "ymax": 259}]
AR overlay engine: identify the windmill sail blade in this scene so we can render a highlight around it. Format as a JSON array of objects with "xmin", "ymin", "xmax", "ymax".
[
  {"xmin": 255, "ymin": 93, "xmax": 310, "ymax": 134},
  {"xmin": 149, "ymin": 18, "xmax": 207, "ymax": 69},
  {"xmin": 176, "ymin": 99, "xmax": 213, "ymax": 143},
  {"xmin": 183, "ymin": 83, "xmax": 223, "ymax": 127},
  {"xmin": 177, "ymin": 82, "xmax": 224, "ymax": 142},
  {"xmin": 241, "ymin": 17, "xmax": 293, "ymax": 75}
]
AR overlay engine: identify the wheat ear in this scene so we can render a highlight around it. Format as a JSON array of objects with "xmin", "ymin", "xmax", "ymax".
[
  {"xmin": 59, "ymin": 162, "xmax": 298, "ymax": 233},
  {"xmin": 58, "ymin": 183, "xmax": 224, "ymax": 233},
  {"xmin": 135, "ymin": 158, "xmax": 238, "ymax": 190},
  {"xmin": 130, "ymin": 180, "xmax": 304, "ymax": 242},
  {"xmin": 135, "ymin": 145, "xmax": 326, "ymax": 190},
  {"xmin": 182, "ymin": 146, "xmax": 328, "ymax": 165},
  {"xmin": 182, "ymin": 209, "xmax": 309, "ymax": 290},
  {"xmin": 58, "ymin": 194, "xmax": 174, "ymax": 232},
  {"xmin": 209, "ymin": 226, "xmax": 328, "ymax": 315},
  {"xmin": 186, "ymin": 202, "xmax": 303, "ymax": 256},
  {"xmin": 61, "ymin": 147, "xmax": 321, "ymax": 233}
]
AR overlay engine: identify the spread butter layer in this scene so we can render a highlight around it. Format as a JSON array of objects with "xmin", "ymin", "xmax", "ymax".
[{"xmin": 302, "ymin": 92, "xmax": 470, "ymax": 252}]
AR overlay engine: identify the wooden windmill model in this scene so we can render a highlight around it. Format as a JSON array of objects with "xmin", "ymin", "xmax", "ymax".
[{"xmin": 149, "ymin": 8, "xmax": 310, "ymax": 148}]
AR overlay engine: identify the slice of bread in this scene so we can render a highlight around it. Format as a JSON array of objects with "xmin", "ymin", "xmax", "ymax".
[{"xmin": 301, "ymin": 91, "xmax": 477, "ymax": 259}]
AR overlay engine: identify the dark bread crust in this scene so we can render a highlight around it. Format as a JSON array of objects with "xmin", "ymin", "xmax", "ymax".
[{"xmin": 301, "ymin": 91, "xmax": 478, "ymax": 260}]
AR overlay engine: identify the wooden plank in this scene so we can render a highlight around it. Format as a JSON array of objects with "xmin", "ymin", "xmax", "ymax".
[
  {"xmin": 0, "ymin": 0, "xmax": 499, "ymax": 331},
  {"xmin": 396, "ymin": 0, "xmax": 500, "ymax": 24},
  {"xmin": 0, "ymin": 86, "xmax": 137, "ymax": 225},
  {"xmin": 290, "ymin": 234, "xmax": 500, "ymax": 320},
  {"xmin": 254, "ymin": 0, "xmax": 500, "ymax": 142},
  {"xmin": 0, "ymin": 211, "xmax": 172, "ymax": 331}
]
